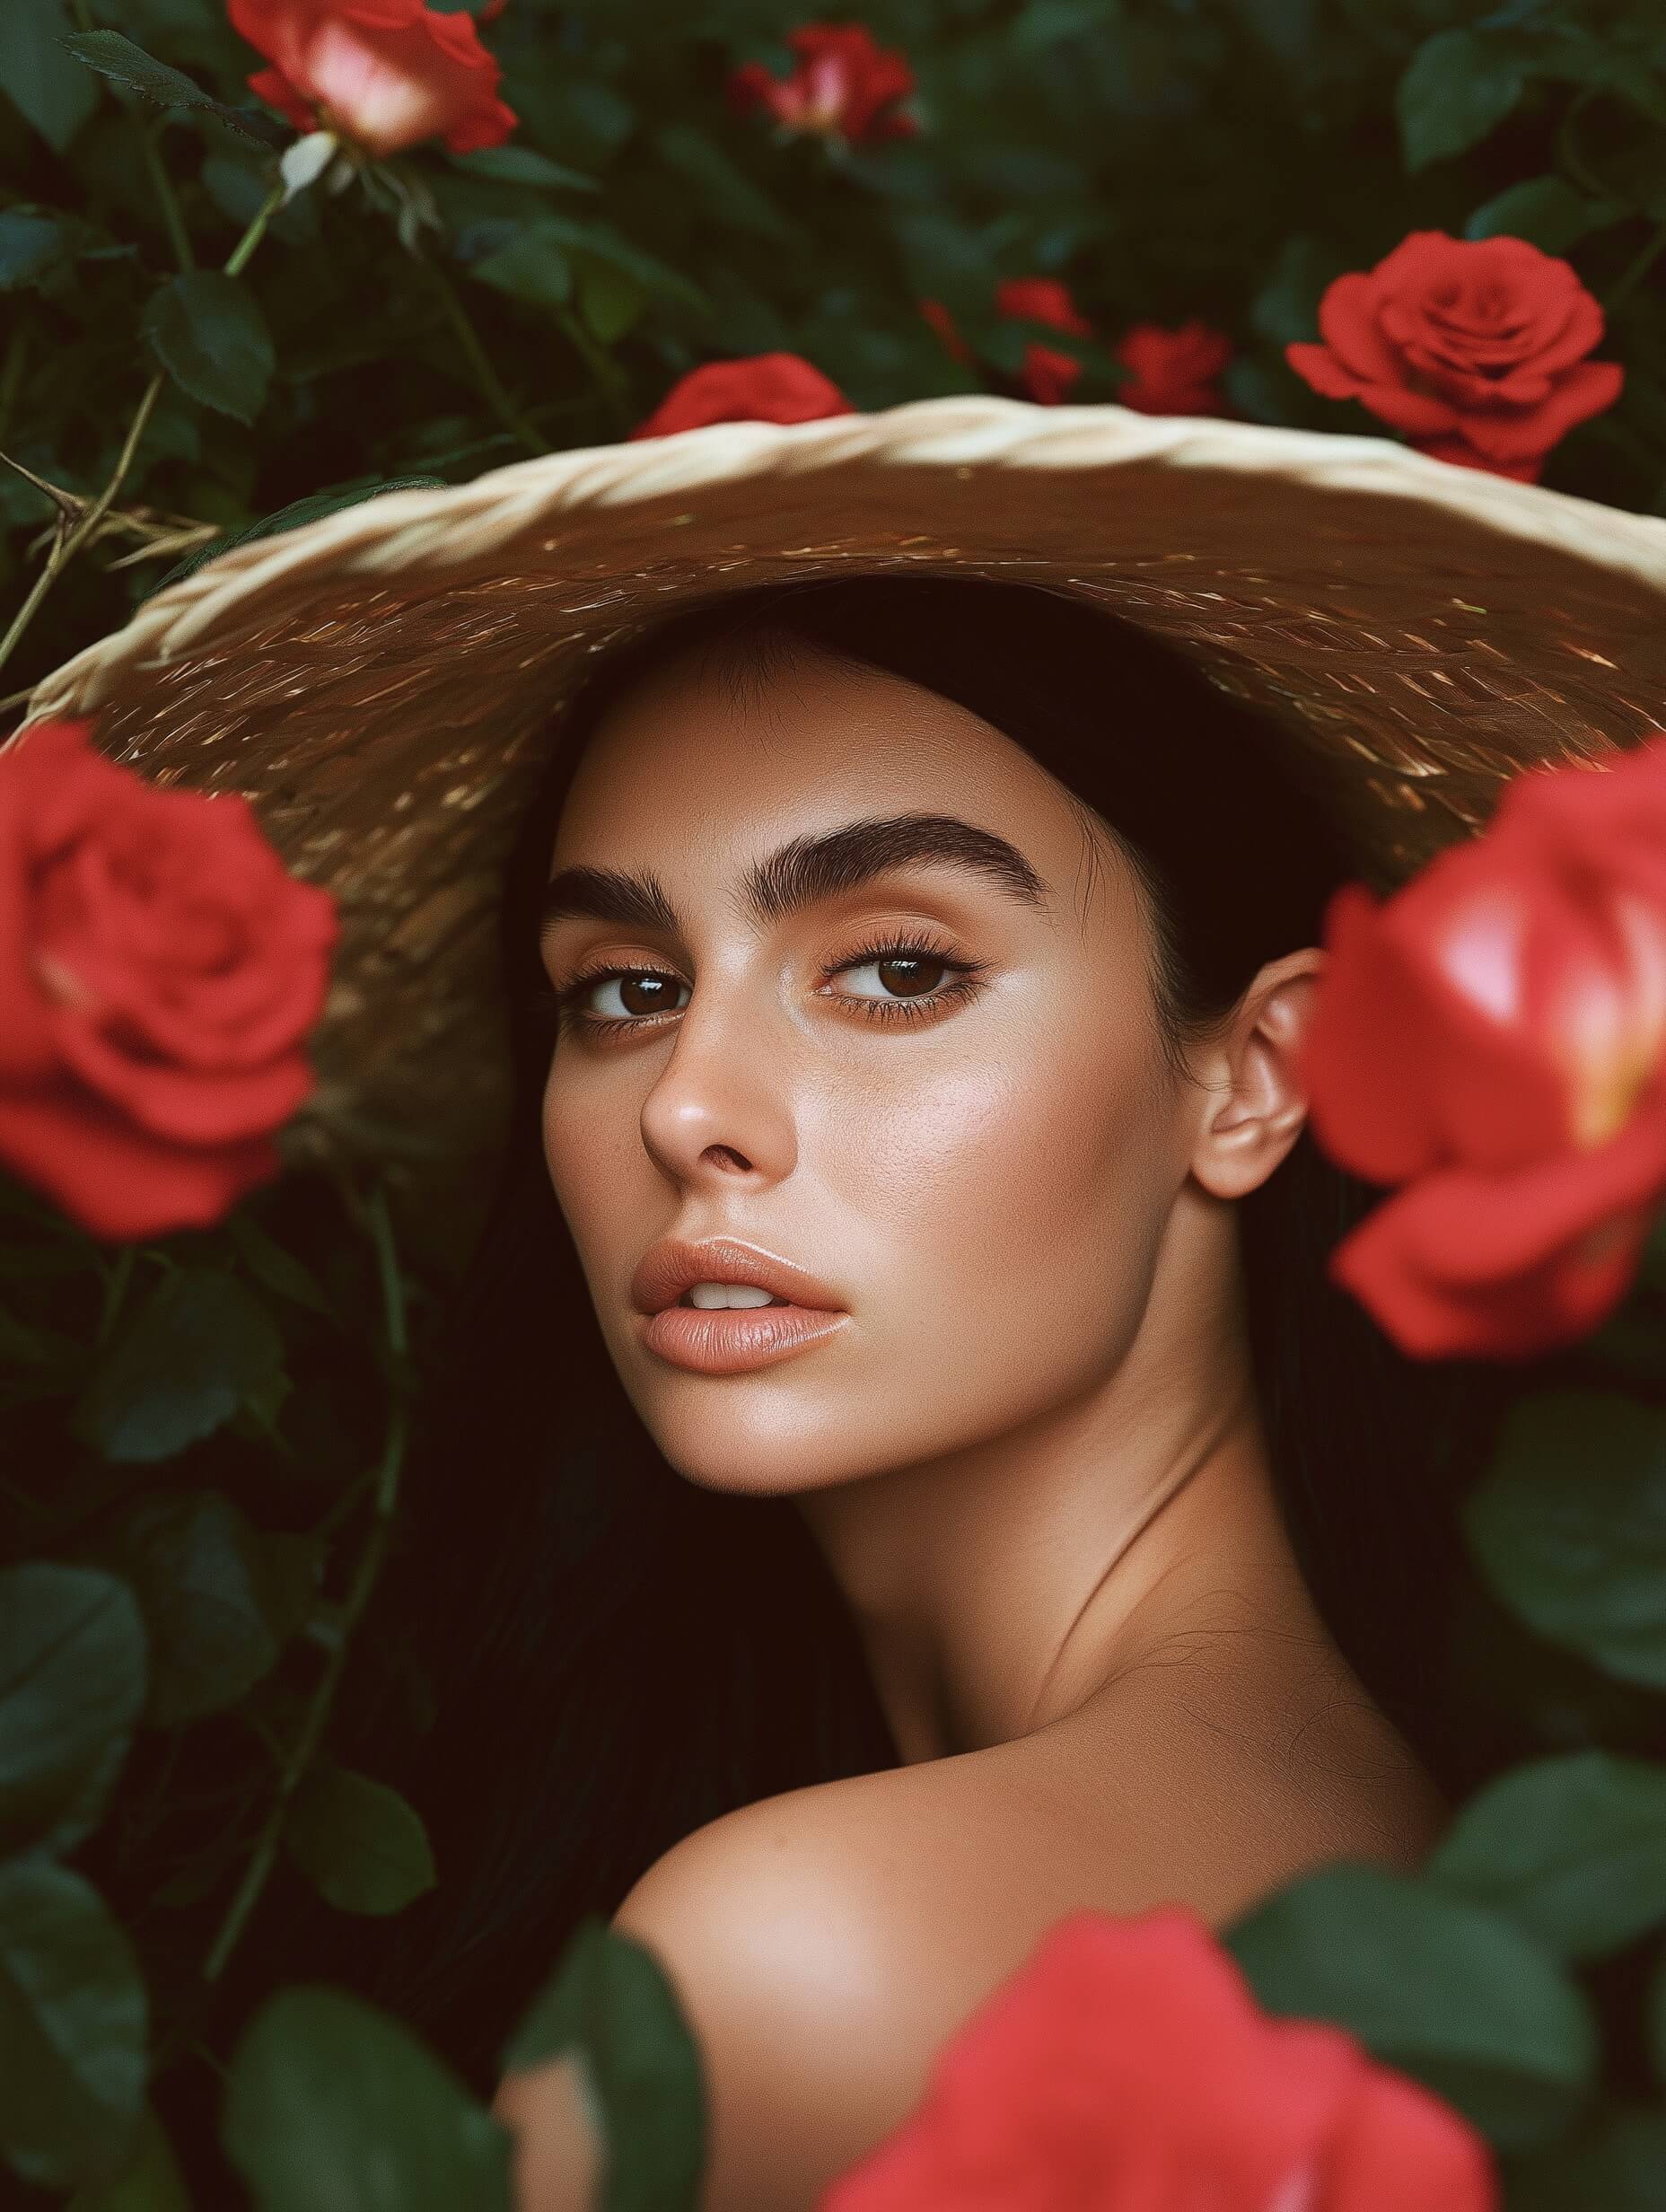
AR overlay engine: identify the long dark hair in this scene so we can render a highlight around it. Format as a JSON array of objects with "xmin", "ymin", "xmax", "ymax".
[{"xmin": 224, "ymin": 575, "xmax": 1513, "ymax": 2094}]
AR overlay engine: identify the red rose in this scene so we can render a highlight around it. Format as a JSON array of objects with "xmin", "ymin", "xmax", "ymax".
[
  {"xmin": 820, "ymin": 1909, "xmax": 1495, "ymax": 2211},
  {"xmin": 993, "ymin": 278, "xmax": 1093, "ymax": 339},
  {"xmin": 229, "ymin": 0, "xmax": 517, "ymax": 157},
  {"xmin": 918, "ymin": 297, "xmax": 973, "ymax": 366},
  {"xmin": 995, "ymin": 278, "xmax": 1094, "ymax": 405},
  {"xmin": 629, "ymin": 353, "xmax": 855, "ymax": 439},
  {"xmin": 1302, "ymin": 737, "xmax": 1666, "ymax": 1358},
  {"xmin": 1114, "ymin": 319, "xmax": 1233, "ymax": 415},
  {"xmin": 0, "ymin": 718, "xmax": 338, "ymax": 1242},
  {"xmin": 727, "ymin": 22, "xmax": 918, "ymax": 146},
  {"xmin": 1286, "ymin": 232, "xmax": 1622, "ymax": 484}
]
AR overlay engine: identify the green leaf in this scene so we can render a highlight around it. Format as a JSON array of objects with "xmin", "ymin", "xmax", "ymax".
[
  {"xmin": 145, "ymin": 476, "xmax": 446, "ymax": 598},
  {"xmin": 578, "ymin": 262, "xmax": 646, "ymax": 347},
  {"xmin": 109, "ymin": 1491, "xmax": 317, "ymax": 1727},
  {"xmin": 1398, "ymin": 29, "xmax": 1526, "ymax": 171},
  {"xmin": 66, "ymin": 2106, "xmax": 191, "ymax": 2212},
  {"xmin": 226, "ymin": 1210, "xmax": 338, "ymax": 1321},
  {"xmin": 1463, "ymin": 1391, "xmax": 1666, "ymax": 1691},
  {"xmin": 503, "ymin": 1916, "xmax": 705, "ymax": 2212},
  {"xmin": 1224, "ymin": 1863, "xmax": 1595, "ymax": 2150},
  {"xmin": 0, "ymin": 0, "xmax": 99, "ymax": 152},
  {"xmin": 283, "ymin": 1766, "xmax": 437, "ymax": 1916},
  {"xmin": 0, "ymin": 1859, "xmax": 147, "ymax": 2191},
  {"xmin": 141, "ymin": 270, "xmax": 275, "ymax": 425},
  {"xmin": 224, "ymin": 1986, "xmax": 513, "ymax": 2212},
  {"xmin": 448, "ymin": 145, "xmax": 599, "ymax": 193},
  {"xmin": 517, "ymin": 214, "xmax": 709, "ymax": 317},
  {"xmin": 57, "ymin": 30, "xmax": 289, "ymax": 148},
  {"xmin": 1427, "ymin": 1751, "xmax": 1666, "ymax": 1961},
  {"xmin": 0, "ymin": 1565, "xmax": 147, "ymax": 1861},
  {"xmin": 469, "ymin": 227, "xmax": 574, "ymax": 310},
  {"xmin": 1464, "ymin": 176, "xmax": 1625, "ymax": 251},
  {"xmin": 0, "ymin": 207, "xmax": 75, "ymax": 292},
  {"xmin": 72, "ymin": 1266, "xmax": 285, "ymax": 1463},
  {"xmin": 1250, "ymin": 233, "xmax": 1353, "ymax": 346},
  {"xmin": 653, "ymin": 125, "xmax": 797, "ymax": 244}
]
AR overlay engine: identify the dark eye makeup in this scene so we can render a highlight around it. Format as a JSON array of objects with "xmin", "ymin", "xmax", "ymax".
[{"xmin": 530, "ymin": 932, "xmax": 991, "ymax": 1042}]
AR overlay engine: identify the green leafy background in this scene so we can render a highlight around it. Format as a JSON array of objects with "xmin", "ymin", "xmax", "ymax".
[{"xmin": 4, "ymin": 1, "xmax": 1666, "ymax": 2205}]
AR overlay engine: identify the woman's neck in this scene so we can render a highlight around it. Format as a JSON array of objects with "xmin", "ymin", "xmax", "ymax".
[{"xmin": 794, "ymin": 1194, "xmax": 1333, "ymax": 1766}]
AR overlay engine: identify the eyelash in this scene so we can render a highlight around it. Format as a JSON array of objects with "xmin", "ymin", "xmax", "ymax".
[{"xmin": 535, "ymin": 935, "xmax": 990, "ymax": 1041}]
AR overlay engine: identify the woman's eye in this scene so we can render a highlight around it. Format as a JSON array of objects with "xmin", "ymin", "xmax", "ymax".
[
  {"xmin": 549, "ymin": 940, "xmax": 986, "ymax": 1039},
  {"xmin": 837, "ymin": 952, "xmax": 949, "ymax": 1001},
  {"xmin": 580, "ymin": 970, "xmax": 689, "ymax": 1021}
]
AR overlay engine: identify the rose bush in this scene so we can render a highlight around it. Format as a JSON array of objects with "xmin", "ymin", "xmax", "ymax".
[
  {"xmin": 630, "ymin": 352, "xmax": 854, "ymax": 438},
  {"xmin": 230, "ymin": 0, "xmax": 517, "ymax": 157},
  {"xmin": 0, "ymin": 716, "xmax": 338, "ymax": 1241},
  {"xmin": 919, "ymin": 280, "xmax": 1096, "ymax": 404},
  {"xmin": 820, "ymin": 1908, "xmax": 1495, "ymax": 2210},
  {"xmin": 1113, "ymin": 320, "xmax": 1234, "ymax": 415},
  {"xmin": 1286, "ymin": 232, "xmax": 1623, "ymax": 483},
  {"xmin": 1301, "ymin": 735, "xmax": 1666, "ymax": 1357},
  {"xmin": 727, "ymin": 22, "xmax": 920, "ymax": 147}
]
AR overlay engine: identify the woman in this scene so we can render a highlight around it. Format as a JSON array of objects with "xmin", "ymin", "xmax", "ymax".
[
  {"xmin": 23, "ymin": 396, "xmax": 1655, "ymax": 2208},
  {"xmin": 365, "ymin": 573, "xmax": 1502, "ymax": 2212}
]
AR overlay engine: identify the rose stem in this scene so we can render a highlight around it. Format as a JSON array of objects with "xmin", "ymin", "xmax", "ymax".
[
  {"xmin": 196, "ymin": 1177, "xmax": 409, "ymax": 1991},
  {"xmin": 417, "ymin": 249, "xmax": 554, "ymax": 454},
  {"xmin": 0, "ymin": 176, "xmax": 287, "ymax": 681}
]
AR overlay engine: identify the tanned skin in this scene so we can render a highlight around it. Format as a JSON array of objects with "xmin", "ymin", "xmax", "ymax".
[{"xmin": 493, "ymin": 641, "xmax": 1447, "ymax": 2212}]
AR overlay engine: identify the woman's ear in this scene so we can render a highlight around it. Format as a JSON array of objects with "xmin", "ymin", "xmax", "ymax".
[{"xmin": 1187, "ymin": 947, "xmax": 1327, "ymax": 1201}]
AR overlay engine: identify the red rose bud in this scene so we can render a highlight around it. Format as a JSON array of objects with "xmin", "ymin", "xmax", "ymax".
[
  {"xmin": 1113, "ymin": 320, "xmax": 1233, "ymax": 416},
  {"xmin": 230, "ymin": 0, "xmax": 517, "ymax": 157},
  {"xmin": 1287, "ymin": 231, "xmax": 1622, "ymax": 483},
  {"xmin": 727, "ymin": 22, "xmax": 918, "ymax": 145},
  {"xmin": 994, "ymin": 278, "xmax": 1093, "ymax": 338},
  {"xmin": 629, "ymin": 353, "xmax": 855, "ymax": 439},
  {"xmin": 995, "ymin": 279, "xmax": 1095, "ymax": 405},
  {"xmin": 918, "ymin": 298, "xmax": 973, "ymax": 366},
  {"xmin": 820, "ymin": 1909, "xmax": 1495, "ymax": 2211},
  {"xmin": 1302, "ymin": 735, "xmax": 1666, "ymax": 1357},
  {"xmin": 0, "ymin": 718, "xmax": 338, "ymax": 1242}
]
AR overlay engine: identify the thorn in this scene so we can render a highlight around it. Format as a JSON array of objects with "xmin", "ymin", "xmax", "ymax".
[{"xmin": 0, "ymin": 451, "xmax": 86, "ymax": 519}]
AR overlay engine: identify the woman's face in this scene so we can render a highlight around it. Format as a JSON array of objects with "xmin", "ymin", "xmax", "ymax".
[{"xmin": 539, "ymin": 635, "xmax": 1205, "ymax": 1496}]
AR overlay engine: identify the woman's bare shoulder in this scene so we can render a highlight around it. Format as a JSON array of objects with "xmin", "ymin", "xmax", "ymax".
[{"xmin": 496, "ymin": 1668, "xmax": 1449, "ymax": 2210}]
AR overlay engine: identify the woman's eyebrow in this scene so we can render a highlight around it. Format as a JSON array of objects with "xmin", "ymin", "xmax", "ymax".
[{"xmin": 539, "ymin": 812, "xmax": 1049, "ymax": 936}]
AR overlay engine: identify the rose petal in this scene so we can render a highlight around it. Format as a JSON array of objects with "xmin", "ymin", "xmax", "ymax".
[{"xmin": 0, "ymin": 1081, "xmax": 280, "ymax": 1242}]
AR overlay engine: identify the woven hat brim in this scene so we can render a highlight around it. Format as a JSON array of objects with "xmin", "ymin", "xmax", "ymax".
[{"xmin": 14, "ymin": 395, "xmax": 1666, "ymax": 1266}]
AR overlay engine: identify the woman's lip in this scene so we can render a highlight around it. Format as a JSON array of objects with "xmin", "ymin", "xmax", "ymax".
[{"xmin": 638, "ymin": 1302, "xmax": 850, "ymax": 1374}]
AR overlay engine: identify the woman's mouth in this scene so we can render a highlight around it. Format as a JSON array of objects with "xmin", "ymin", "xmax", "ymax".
[{"xmin": 640, "ymin": 1293, "xmax": 849, "ymax": 1374}]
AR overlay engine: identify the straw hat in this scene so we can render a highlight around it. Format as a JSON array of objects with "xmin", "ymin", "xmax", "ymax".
[{"xmin": 15, "ymin": 394, "xmax": 1666, "ymax": 1272}]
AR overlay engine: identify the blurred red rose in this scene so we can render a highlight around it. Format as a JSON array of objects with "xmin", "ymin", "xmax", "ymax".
[
  {"xmin": 229, "ymin": 0, "xmax": 517, "ymax": 156},
  {"xmin": 1302, "ymin": 737, "xmax": 1666, "ymax": 1357},
  {"xmin": 918, "ymin": 297, "xmax": 973, "ymax": 366},
  {"xmin": 728, "ymin": 22, "xmax": 918, "ymax": 145},
  {"xmin": 820, "ymin": 1908, "xmax": 1495, "ymax": 2211},
  {"xmin": 1114, "ymin": 319, "xmax": 1233, "ymax": 414},
  {"xmin": 1286, "ymin": 232, "xmax": 1622, "ymax": 484},
  {"xmin": 0, "ymin": 718, "xmax": 338, "ymax": 1242},
  {"xmin": 995, "ymin": 277, "xmax": 1094, "ymax": 405},
  {"xmin": 629, "ymin": 353, "xmax": 854, "ymax": 439}
]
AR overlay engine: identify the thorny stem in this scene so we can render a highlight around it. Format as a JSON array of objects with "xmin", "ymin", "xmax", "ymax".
[
  {"xmin": 552, "ymin": 301, "xmax": 634, "ymax": 435},
  {"xmin": 197, "ymin": 1180, "xmax": 409, "ymax": 1990},
  {"xmin": 140, "ymin": 117, "xmax": 196, "ymax": 274},
  {"xmin": 419, "ymin": 250, "xmax": 553, "ymax": 455},
  {"xmin": 0, "ymin": 177, "xmax": 285, "ymax": 682}
]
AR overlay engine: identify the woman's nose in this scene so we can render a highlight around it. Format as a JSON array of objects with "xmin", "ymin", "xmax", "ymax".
[{"xmin": 636, "ymin": 976, "xmax": 797, "ymax": 1188}]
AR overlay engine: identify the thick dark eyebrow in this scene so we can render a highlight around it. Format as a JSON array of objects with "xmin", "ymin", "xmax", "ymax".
[{"xmin": 539, "ymin": 812, "xmax": 1049, "ymax": 938}]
